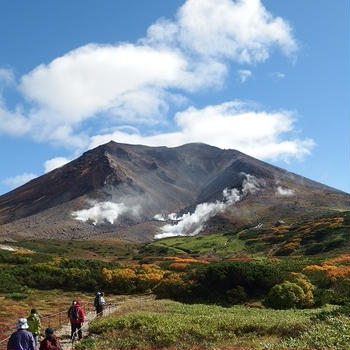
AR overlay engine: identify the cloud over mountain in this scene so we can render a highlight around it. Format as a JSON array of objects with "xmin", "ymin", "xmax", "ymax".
[
  {"xmin": 0, "ymin": 0, "xmax": 299, "ymax": 152},
  {"xmin": 90, "ymin": 101, "xmax": 314, "ymax": 161}
]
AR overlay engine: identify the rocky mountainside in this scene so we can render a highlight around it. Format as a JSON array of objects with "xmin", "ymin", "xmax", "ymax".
[{"xmin": 0, "ymin": 141, "xmax": 348, "ymax": 242}]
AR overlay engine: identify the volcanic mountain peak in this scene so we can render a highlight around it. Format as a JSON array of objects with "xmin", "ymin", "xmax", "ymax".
[{"xmin": 0, "ymin": 141, "xmax": 348, "ymax": 242}]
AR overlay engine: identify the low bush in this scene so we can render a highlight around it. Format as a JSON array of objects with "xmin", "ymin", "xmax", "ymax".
[
  {"xmin": 5, "ymin": 292, "xmax": 29, "ymax": 300},
  {"xmin": 79, "ymin": 299, "xmax": 334, "ymax": 350},
  {"xmin": 264, "ymin": 281, "xmax": 305, "ymax": 309},
  {"xmin": 262, "ymin": 315, "xmax": 350, "ymax": 350}
]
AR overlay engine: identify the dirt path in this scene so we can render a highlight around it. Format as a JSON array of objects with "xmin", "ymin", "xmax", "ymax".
[{"xmin": 55, "ymin": 305, "xmax": 119, "ymax": 350}]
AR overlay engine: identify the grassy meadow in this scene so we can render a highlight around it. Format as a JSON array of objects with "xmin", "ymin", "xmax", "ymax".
[
  {"xmin": 76, "ymin": 297, "xmax": 350, "ymax": 350},
  {"xmin": 0, "ymin": 211, "xmax": 349, "ymax": 349}
]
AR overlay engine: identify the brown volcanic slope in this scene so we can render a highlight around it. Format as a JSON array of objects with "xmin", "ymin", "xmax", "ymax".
[{"xmin": 0, "ymin": 141, "xmax": 348, "ymax": 242}]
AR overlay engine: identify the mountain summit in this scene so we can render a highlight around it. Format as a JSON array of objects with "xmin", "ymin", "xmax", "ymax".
[{"xmin": 0, "ymin": 141, "xmax": 348, "ymax": 242}]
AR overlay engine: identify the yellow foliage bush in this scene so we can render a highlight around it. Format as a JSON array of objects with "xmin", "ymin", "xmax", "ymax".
[
  {"xmin": 283, "ymin": 242, "xmax": 297, "ymax": 250},
  {"xmin": 168, "ymin": 262, "xmax": 189, "ymax": 271},
  {"xmin": 164, "ymin": 256, "xmax": 208, "ymax": 264},
  {"xmin": 14, "ymin": 249, "xmax": 33, "ymax": 255},
  {"xmin": 289, "ymin": 272, "xmax": 315, "ymax": 307}
]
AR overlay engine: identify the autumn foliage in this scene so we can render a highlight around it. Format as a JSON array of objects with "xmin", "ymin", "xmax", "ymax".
[
  {"xmin": 303, "ymin": 254, "xmax": 350, "ymax": 282},
  {"xmin": 101, "ymin": 264, "xmax": 165, "ymax": 293}
]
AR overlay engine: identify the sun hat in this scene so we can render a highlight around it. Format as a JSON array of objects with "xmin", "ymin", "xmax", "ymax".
[{"xmin": 17, "ymin": 318, "xmax": 29, "ymax": 330}]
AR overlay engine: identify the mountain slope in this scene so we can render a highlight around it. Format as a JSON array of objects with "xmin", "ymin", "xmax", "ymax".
[{"xmin": 0, "ymin": 141, "xmax": 348, "ymax": 242}]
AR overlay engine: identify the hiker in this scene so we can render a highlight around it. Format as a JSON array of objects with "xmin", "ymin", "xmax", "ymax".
[
  {"xmin": 7, "ymin": 318, "xmax": 35, "ymax": 350},
  {"xmin": 94, "ymin": 292, "xmax": 106, "ymax": 317},
  {"xmin": 27, "ymin": 309, "xmax": 41, "ymax": 349},
  {"xmin": 67, "ymin": 300, "xmax": 84, "ymax": 341},
  {"xmin": 39, "ymin": 328, "xmax": 62, "ymax": 350}
]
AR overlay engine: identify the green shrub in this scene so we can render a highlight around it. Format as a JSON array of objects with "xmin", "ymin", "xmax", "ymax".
[
  {"xmin": 0, "ymin": 270, "xmax": 26, "ymax": 293},
  {"xmin": 264, "ymin": 281, "xmax": 305, "ymax": 309},
  {"xmin": 226, "ymin": 285, "xmax": 248, "ymax": 304},
  {"xmin": 75, "ymin": 338, "xmax": 98, "ymax": 350},
  {"xmin": 6, "ymin": 292, "xmax": 29, "ymax": 300},
  {"xmin": 262, "ymin": 315, "xmax": 350, "ymax": 350}
]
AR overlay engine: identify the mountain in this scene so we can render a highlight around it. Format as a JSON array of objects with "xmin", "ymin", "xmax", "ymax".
[{"xmin": 0, "ymin": 141, "xmax": 348, "ymax": 242}]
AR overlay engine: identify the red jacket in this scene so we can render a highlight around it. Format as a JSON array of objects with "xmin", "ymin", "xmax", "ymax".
[
  {"xmin": 39, "ymin": 335, "xmax": 62, "ymax": 350},
  {"xmin": 68, "ymin": 301, "xmax": 85, "ymax": 324}
]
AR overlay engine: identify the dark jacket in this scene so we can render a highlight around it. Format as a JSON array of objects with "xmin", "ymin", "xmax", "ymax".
[
  {"xmin": 39, "ymin": 335, "xmax": 62, "ymax": 350},
  {"xmin": 68, "ymin": 301, "xmax": 85, "ymax": 324},
  {"xmin": 7, "ymin": 329, "xmax": 35, "ymax": 350}
]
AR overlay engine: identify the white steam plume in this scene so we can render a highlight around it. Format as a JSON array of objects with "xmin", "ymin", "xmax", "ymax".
[
  {"xmin": 154, "ymin": 174, "xmax": 263, "ymax": 239},
  {"xmin": 153, "ymin": 214, "xmax": 166, "ymax": 221},
  {"xmin": 72, "ymin": 201, "xmax": 140, "ymax": 225},
  {"xmin": 154, "ymin": 212, "xmax": 182, "ymax": 221},
  {"xmin": 276, "ymin": 186, "xmax": 295, "ymax": 196},
  {"xmin": 242, "ymin": 173, "xmax": 265, "ymax": 195}
]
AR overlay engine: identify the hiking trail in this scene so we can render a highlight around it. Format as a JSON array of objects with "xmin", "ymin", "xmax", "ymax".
[{"xmin": 55, "ymin": 305, "xmax": 119, "ymax": 350}]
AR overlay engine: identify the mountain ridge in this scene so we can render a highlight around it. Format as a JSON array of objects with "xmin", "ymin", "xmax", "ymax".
[{"xmin": 0, "ymin": 141, "xmax": 348, "ymax": 242}]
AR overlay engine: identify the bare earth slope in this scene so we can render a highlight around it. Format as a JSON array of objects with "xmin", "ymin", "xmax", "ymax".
[{"xmin": 0, "ymin": 141, "xmax": 348, "ymax": 241}]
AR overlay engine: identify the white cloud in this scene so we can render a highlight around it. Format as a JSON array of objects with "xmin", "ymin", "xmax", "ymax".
[
  {"xmin": 0, "ymin": 105, "xmax": 32, "ymax": 136},
  {"xmin": 3, "ymin": 173, "xmax": 37, "ymax": 189},
  {"xmin": 90, "ymin": 101, "xmax": 314, "ymax": 161},
  {"xmin": 270, "ymin": 72, "xmax": 286, "ymax": 80},
  {"xmin": 44, "ymin": 157, "xmax": 71, "ymax": 173},
  {"xmin": 0, "ymin": 0, "xmax": 299, "ymax": 152},
  {"xmin": 237, "ymin": 69, "xmax": 252, "ymax": 83},
  {"xmin": 0, "ymin": 68, "xmax": 14, "ymax": 87},
  {"xmin": 11, "ymin": 42, "xmax": 226, "ymax": 146},
  {"xmin": 146, "ymin": 0, "xmax": 297, "ymax": 63},
  {"xmin": 19, "ymin": 44, "xmax": 191, "ymax": 122}
]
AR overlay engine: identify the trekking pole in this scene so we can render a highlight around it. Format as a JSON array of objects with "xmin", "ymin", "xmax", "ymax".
[{"xmin": 0, "ymin": 335, "xmax": 11, "ymax": 350}]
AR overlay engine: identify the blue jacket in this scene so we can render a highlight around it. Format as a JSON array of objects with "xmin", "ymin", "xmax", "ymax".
[{"xmin": 7, "ymin": 329, "xmax": 35, "ymax": 350}]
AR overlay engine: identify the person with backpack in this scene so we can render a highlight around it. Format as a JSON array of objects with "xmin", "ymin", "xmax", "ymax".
[
  {"xmin": 67, "ymin": 300, "xmax": 85, "ymax": 341},
  {"xmin": 27, "ymin": 309, "xmax": 41, "ymax": 349},
  {"xmin": 7, "ymin": 318, "xmax": 36, "ymax": 350},
  {"xmin": 39, "ymin": 328, "xmax": 62, "ymax": 350},
  {"xmin": 94, "ymin": 292, "xmax": 106, "ymax": 317}
]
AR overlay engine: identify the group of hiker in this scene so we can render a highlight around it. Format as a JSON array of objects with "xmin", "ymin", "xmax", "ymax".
[
  {"xmin": 7, "ymin": 311, "xmax": 61, "ymax": 350},
  {"xmin": 6, "ymin": 292, "xmax": 106, "ymax": 350}
]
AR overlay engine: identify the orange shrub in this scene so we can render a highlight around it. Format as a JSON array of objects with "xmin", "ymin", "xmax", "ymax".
[
  {"xmin": 334, "ymin": 217, "xmax": 344, "ymax": 223},
  {"xmin": 164, "ymin": 256, "xmax": 208, "ymax": 264},
  {"xmin": 272, "ymin": 226, "xmax": 289, "ymax": 235},
  {"xmin": 303, "ymin": 255, "xmax": 350, "ymax": 282},
  {"xmin": 326, "ymin": 254, "xmax": 350, "ymax": 265},
  {"xmin": 283, "ymin": 242, "xmax": 298, "ymax": 250},
  {"xmin": 14, "ymin": 249, "xmax": 33, "ymax": 255},
  {"xmin": 168, "ymin": 262, "xmax": 189, "ymax": 271},
  {"xmin": 303, "ymin": 264, "xmax": 324, "ymax": 273}
]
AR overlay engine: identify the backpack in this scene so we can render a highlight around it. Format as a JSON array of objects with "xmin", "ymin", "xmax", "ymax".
[
  {"xmin": 94, "ymin": 295, "xmax": 102, "ymax": 307},
  {"xmin": 69, "ymin": 306, "xmax": 79, "ymax": 321}
]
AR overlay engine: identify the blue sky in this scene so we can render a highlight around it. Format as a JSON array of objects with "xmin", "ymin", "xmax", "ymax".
[{"xmin": 0, "ymin": 0, "xmax": 348, "ymax": 194}]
